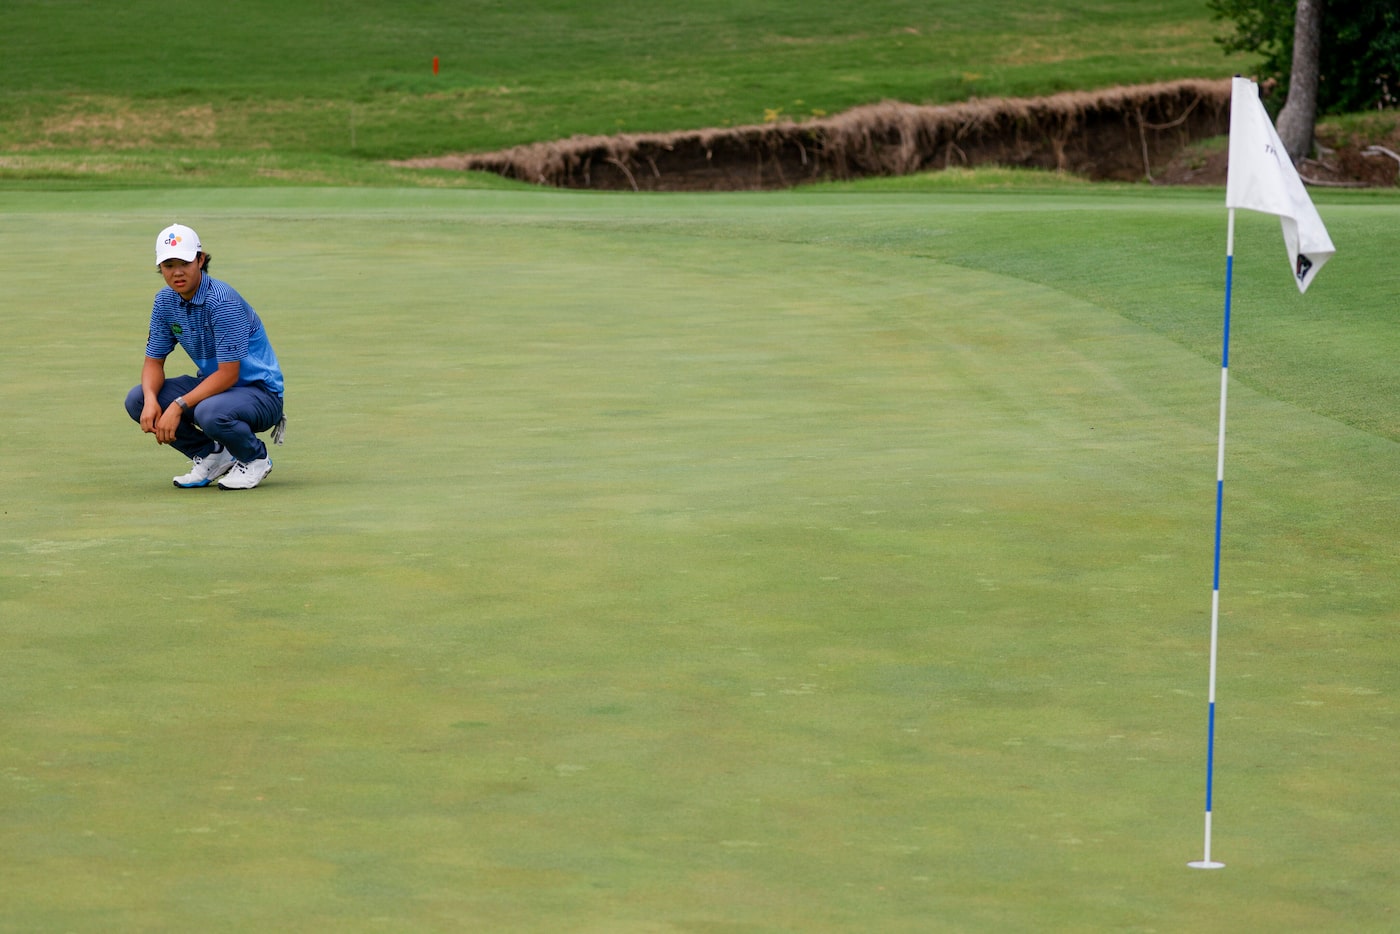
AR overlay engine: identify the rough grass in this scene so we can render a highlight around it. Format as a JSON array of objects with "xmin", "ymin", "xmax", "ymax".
[
  {"xmin": 0, "ymin": 0, "xmax": 1253, "ymax": 187},
  {"xmin": 0, "ymin": 149, "xmax": 517, "ymax": 191}
]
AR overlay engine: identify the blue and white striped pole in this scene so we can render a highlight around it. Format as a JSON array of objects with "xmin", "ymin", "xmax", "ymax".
[{"xmin": 1189, "ymin": 208, "xmax": 1235, "ymax": 871}]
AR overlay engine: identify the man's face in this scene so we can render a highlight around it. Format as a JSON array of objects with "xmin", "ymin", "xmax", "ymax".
[{"xmin": 159, "ymin": 256, "xmax": 202, "ymax": 300}]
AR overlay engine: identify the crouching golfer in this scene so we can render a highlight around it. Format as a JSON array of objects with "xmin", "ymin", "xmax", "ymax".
[{"xmin": 125, "ymin": 224, "xmax": 286, "ymax": 490}]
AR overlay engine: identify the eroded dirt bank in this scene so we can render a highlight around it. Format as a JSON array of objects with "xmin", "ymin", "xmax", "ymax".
[
  {"xmin": 394, "ymin": 77, "xmax": 1400, "ymax": 190},
  {"xmin": 395, "ymin": 79, "xmax": 1234, "ymax": 190}
]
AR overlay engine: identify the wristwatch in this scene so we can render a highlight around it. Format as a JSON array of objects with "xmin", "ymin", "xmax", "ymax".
[{"xmin": 174, "ymin": 396, "xmax": 190, "ymax": 413}]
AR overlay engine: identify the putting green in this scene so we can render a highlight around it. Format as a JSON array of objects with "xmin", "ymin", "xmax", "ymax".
[{"xmin": 2, "ymin": 188, "xmax": 1396, "ymax": 931}]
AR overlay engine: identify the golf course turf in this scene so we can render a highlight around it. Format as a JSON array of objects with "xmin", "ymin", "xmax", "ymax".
[
  {"xmin": 2, "ymin": 185, "xmax": 1397, "ymax": 930},
  {"xmin": 2, "ymin": 4, "xmax": 1398, "ymax": 928}
]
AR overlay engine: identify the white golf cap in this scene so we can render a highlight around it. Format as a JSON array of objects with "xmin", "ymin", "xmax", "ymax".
[{"xmin": 156, "ymin": 224, "xmax": 202, "ymax": 264}]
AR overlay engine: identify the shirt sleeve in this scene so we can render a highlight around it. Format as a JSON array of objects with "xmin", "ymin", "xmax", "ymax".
[{"xmin": 144, "ymin": 299, "xmax": 177, "ymax": 359}]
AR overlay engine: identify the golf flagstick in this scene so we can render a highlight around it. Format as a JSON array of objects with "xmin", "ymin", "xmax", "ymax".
[
  {"xmin": 1189, "ymin": 207, "xmax": 1235, "ymax": 872},
  {"xmin": 1190, "ymin": 76, "xmax": 1334, "ymax": 871}
]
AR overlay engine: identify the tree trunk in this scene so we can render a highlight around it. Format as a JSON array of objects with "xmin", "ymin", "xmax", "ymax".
[{"xmin": 1276, "ymin": 0, "xmax": 1323, "ymax": 163}]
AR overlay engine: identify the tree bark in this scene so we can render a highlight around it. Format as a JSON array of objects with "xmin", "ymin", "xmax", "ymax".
[{"xmin": 1276, "ymin": 0, "xmax": 1324, "ymax": 163}]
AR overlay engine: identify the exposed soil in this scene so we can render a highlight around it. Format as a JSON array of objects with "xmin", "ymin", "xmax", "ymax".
[
  {"xmin": 395, "ymin": 78, "xmax": 1400, "ymax": 191},
  {"xmin": 1154, "ymin": 117, "xmax": 1400, "ymax": 188}
]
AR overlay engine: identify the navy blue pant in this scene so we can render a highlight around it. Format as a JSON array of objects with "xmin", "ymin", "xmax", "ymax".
[{"xmin": 125, "ymin": 376, "xmax": 283, "ymax": 464}]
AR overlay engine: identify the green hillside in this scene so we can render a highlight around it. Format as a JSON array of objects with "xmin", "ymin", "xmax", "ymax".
[{"xmin": 0, "ymin": 0, "xmax": 1253, "ymax": 186}]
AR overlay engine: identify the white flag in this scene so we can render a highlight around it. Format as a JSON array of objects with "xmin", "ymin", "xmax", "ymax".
[{"xmin": 1225, "ymin": 76, "xmax": 1335, "ymax": 293}]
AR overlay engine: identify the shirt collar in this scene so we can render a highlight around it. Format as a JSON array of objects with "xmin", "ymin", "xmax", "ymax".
[{"xmin": 178, "ymin": 274, "xmax": 212, "ymax": 308}]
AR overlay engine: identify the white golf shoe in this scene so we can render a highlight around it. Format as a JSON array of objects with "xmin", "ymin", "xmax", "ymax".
[
  {"xmin": 218, "ymin": 456, "xmax": 273, "ymax": 490},
  {"xmin": 173, "ymin": 446, "xmax": 237, "ymax": 488}
]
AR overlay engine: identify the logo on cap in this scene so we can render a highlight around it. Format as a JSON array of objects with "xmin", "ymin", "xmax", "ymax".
[{"xmin": 164, "ymin": 232, "xmax": 182, "ymax": 247}]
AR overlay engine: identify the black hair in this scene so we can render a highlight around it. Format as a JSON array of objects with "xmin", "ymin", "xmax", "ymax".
[{"xmin": 156, "ymin": 251, "xmax": 212, "ymax": 273}]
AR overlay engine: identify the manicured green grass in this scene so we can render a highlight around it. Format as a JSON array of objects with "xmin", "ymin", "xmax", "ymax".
[
  {"xmin": 0, "ymin": 0, "xmax": 1253, "ymax": 186},
  {"xmin": 1, "ymin": 4, "xmax": 1393, "ymax": 930},
  {"xmin": 2, "ymin": 187, "xmax": 1397, "ymax": 931}
]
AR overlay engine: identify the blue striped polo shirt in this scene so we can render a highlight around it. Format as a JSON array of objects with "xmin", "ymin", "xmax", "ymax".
[{"xmin": 145, "ymin": 274, "xmax": 284, "ymax": 396}]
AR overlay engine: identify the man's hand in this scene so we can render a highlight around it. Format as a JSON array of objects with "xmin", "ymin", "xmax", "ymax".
[
  {"xmin": 139, "ymin": 357, "xmax": 169, "ymax": 440},
  {"xmin": 140, "ymin": 397, "xmax": 164, "ymax": 437},
  {"xmin": 153, "ymin": 402, "xmax": 184, "ymax": 444}
]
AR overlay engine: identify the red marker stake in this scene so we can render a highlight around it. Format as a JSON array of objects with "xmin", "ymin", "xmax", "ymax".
[{"xmin": 433, "ymin": 56, "xmax": 439, "ymax": 75}]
